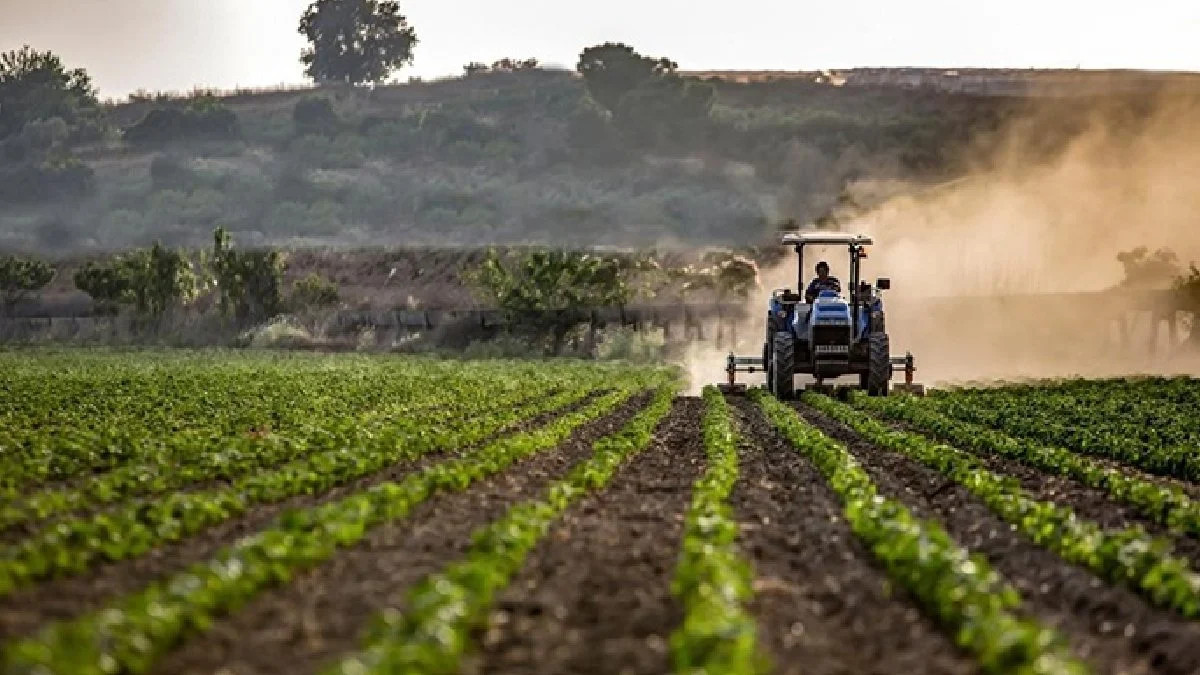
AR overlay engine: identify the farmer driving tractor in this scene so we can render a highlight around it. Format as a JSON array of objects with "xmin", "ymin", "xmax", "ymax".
[{"xmin": 805, "ymin": 261, "xmax": 842, "ymax": 303}]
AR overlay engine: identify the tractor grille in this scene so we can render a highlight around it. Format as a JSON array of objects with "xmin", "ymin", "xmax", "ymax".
[{"xmin": 812, "ymin": 324, "xmax": 850, "ymax": 348}]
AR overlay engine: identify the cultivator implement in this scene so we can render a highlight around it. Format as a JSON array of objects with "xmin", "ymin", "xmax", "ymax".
[{"xmin": 720, "ymin": 351, "xmax": 924, "ymax": 396}]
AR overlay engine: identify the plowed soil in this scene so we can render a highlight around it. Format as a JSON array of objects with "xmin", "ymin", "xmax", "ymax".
[
  {"xmin": 10, "ymin": 391, "xmax": 1200, "ymax": 675},
  {"xmin": 152, "ymin": 392, "xmax": 652, "ymax": 675},
  {"xmin": 0, "ymin": 391, "xmax": 607, "ymax": 643},
  {"xmin": 468, "ymin": 397, "xmax": 704, "ymax": 675},
  {"xmin": 730, "ymin": 399, "xmax": 977, "ymax": 675}
]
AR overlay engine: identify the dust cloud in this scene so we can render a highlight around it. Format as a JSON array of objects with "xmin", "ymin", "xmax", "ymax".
[{"xmin": 683, "ymin": 86, "xmax": 1200, "ymax": 390}]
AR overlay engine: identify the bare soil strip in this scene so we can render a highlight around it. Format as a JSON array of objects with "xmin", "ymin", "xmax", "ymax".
[
  {"xmin": 467, "ymin": 397, "xmax": 704, "ymax": 675},
  {"xmin": 729, "ymin": 398, "xmax": 977, "ymax": 675},
  {"xmin": 150, "ymin": 392, "xmax": 651, "ymax": 675},
  {"xmin": 0, "ymin": 392, "xmax": 607, "ymax": 643},
  {"xmin": 883, "ymin": 416, "xmax": 1200, "ymax": 567},
  {"xmin": 796, "ymin": 403, "xmax": 1200, "ymax": 675}
]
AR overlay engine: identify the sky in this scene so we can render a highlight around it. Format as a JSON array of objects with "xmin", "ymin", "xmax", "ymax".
[{"xmin": 3, "ymin": 0, "xmax": 1199, "ymax": 99}]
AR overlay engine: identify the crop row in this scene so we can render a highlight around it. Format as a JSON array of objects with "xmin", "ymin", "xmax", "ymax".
[
  {"xmin": 930, "ymin": 383, "xmax": 1200, "ymax": 481},
  {"xmin": 326, "ymin": 385, "xmax": 676, "ymax": 674},
  {"xmin": 0, "ymin": 359, "xmax": 468, "ymax": 493},
  {"xmin": 1, "ymin": 385, "xmax": 655, "ymax": 674},
  {"xmin": 806, "ymin": 394, "xmax": 1200, "ymax": 618},
  {"xmin": 0, "ymin": 377, "xmax": 557, "ymax": 531},
  {"xmin": 668, "ymin": 387, "xmax": 763, "ymax": 674},
  {"xmin": 0, "ymin": 377, "xmax": 609, "ymax": 597},
  {"xmin": 752, "ymin": 391, "xmax": 1084, "ymax": 674},
  {"xmin": 0, "ymin": 354, "xmax": 626, "ymax": 492},
  {"xmin": 931, "ymin": 376, "xmax": 1200, "ymax": 410},
  {"xmin": 850, "ymin": 392, "xmax": 1200, "ymax": 537}
]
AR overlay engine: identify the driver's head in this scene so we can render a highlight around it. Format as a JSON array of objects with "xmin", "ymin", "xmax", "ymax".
[{"xmin": 815, "ymin": 261, "xmax": 830, "ymax": 279}]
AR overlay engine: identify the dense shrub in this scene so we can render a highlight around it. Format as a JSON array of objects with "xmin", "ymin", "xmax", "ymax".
[
  {"xmin": 0, "ymin": 157, "xmax": 94, "ymax": 203},
  {"xmin": 291, "ymin": 273, "xmax": 340, "ymax": 309},
  {"xmin": 292, "ymin": 97, "xmax": 340, "ymax": 136},
  {"xmin": 125, "ymin": 100, "xmax": 239, "ymax": 146}
]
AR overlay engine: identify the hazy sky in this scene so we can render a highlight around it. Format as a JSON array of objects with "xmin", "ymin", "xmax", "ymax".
[{"xmin": 3, "ymin": 0, "xmax": 1199, "ymax": 99}]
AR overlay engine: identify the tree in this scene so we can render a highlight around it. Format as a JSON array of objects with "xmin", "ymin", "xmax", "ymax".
[
  {"xmin": 73, "ymin": 261, "xmax": 130, "ymax": 315},
  {"xmin": 299, "ymin": 0, "xmax": 418, "ymax": 85},
  {"xmin": 576, "ymin": 43, "xmax": 677, "ymax": 114},
  {"xmin": 209, "ymin": 227, "xmax": 286, "ymax": 322},
  {"xmin": 0, "ymin": 46, "xmax": 98, "ymax": 140},
  {"xmin": 0, "ymin": 255, "xmax": 55, "ymax": 313},
  {"xmin": 576, "ymin": 43, "xmax": 713, "ymax": 147},
  {"xmin": 469, "ymin": 248, "xmax": 636, "ymax": 354},
  {"xmin": 73, "ymin": 244, "xmax": 197, "ymax": 318}
]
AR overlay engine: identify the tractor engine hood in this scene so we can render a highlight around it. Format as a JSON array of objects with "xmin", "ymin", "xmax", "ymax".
[{"xmin": 807, "ymin": 296, "xmax": 852, "ymax": 326}]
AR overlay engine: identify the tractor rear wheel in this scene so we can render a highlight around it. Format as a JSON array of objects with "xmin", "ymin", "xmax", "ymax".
[
  {"xmin": 771, "ymin": 331, "xmax": 795, "ymax": 399},
  {"xmin": 865, "ymin": 332, "xmax": 892, "ymax": 397}
]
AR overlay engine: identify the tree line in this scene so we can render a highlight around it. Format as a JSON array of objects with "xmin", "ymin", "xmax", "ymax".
[{"xmin": 0, "ymin": 229, "xmax": 339, "ymax": 321}]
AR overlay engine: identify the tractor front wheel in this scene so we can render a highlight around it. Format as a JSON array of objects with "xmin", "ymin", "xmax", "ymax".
[
  {"xmin": 865, "ymin": 332, "xmax": 892, "ymax": 397},
  {"xmin": 771, "ymin": 331, "xmax": 795, "ymax": 399}
]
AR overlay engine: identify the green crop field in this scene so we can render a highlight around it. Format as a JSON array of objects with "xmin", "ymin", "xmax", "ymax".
[{"xmin": 1, "ymin": 350, "xmax": 1200, "ymax": 674}]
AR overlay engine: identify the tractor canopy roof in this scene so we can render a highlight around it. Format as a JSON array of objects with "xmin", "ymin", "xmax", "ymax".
[{"xmin": 781, "ymin": 232, "xmax": 873, "ymax": 246}]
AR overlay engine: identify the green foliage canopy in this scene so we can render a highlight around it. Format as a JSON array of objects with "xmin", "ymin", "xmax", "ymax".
[
  {"xmin": 73, "ymin": 243, "xmax": 197, "ymax": 317},
  {"xmin": 576, "ymin": 43, "xmax": 677, "ymax": 115},
  {"xmin": 0, "ymin": 46, "xmax": 98, "ymax": 140},
  {"xmin": 209, "ymin": 227, "xmax": 286, "ymax": 321},
  {"xmin": 299, "ymin": 0, "xmax": 418, "ymax": 85},
  {"xmin": 471, "ymin": 248, "xmax": 637, "ymax": 312},
  {"xmin": 0, "ymin": 255, "xmax": 55, "ymax": 310}
]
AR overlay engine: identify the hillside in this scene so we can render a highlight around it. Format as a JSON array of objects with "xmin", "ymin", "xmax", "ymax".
[
  {"xmin": 7, "ymin": 66, "xmax": 1200, "ymax": 256},
  {"xmin": 1, "ymin": 68, "xmax": 1027, "ymax": 253}
]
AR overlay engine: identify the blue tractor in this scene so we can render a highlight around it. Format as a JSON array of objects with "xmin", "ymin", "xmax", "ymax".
[{"xmin": 724, "ymin": 232, "xmax": 922, "ymax": 398}]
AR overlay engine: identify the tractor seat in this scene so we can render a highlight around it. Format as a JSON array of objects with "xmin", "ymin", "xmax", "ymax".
[{"xmin": 777, "ymin": 290, "xmax": 802, "ymax": 303}]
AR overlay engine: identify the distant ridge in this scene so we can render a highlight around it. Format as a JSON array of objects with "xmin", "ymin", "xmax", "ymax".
[{"xmin": 683, "ymin": 67, "xmax": 1200, "ymax": 96}]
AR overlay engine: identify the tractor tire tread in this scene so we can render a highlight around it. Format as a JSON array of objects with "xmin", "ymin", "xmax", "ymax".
[
  {"xmin": 771, "ymin": 331, "xmax": 795, "ymax": 399},
  {"xmin": 866, "ymin": 332, "xmax": 892, "ymax": 397}
]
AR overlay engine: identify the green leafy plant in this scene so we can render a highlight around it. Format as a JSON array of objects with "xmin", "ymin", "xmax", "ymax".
[
  {"xmin": 326, "ymin": 385, "xmax": 676, "ymax": 674},
  {"xmin": 807, "ymin": 392, "xmax": 1200, "ymax": 618},
  {"xmin": 851, "ymin": 391, "xmax": 1200, "ymax": 537},
  {"xmin": 670, "ymin": 387, "xmax": 766, "ymax": 674},
  {"xmin": 2, "ymin": 375, "xmax": 668, "ymax": 674},
  {"xmin": 754, "ymin": 390, "xmax": 1085, "ymax": 674}
]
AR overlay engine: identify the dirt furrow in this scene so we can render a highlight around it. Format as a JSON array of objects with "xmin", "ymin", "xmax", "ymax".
[
  {"xmin": 729, "ymin": 398, "xmax": 977, "ymax": 675},
  {"xmin": 467, "ymin": 397, "xmax": 704, "ymax": 675},
  {"xmin": 0, "ymin": 392, "xmax": 608, "ymax": 643},
  {"xmin": 151, "ymin": 392, "xmax": 651, "ymax": 675},
  {"xmin": 796, "ymin": 403, "xmax": 1200, "ymax": 675}
]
